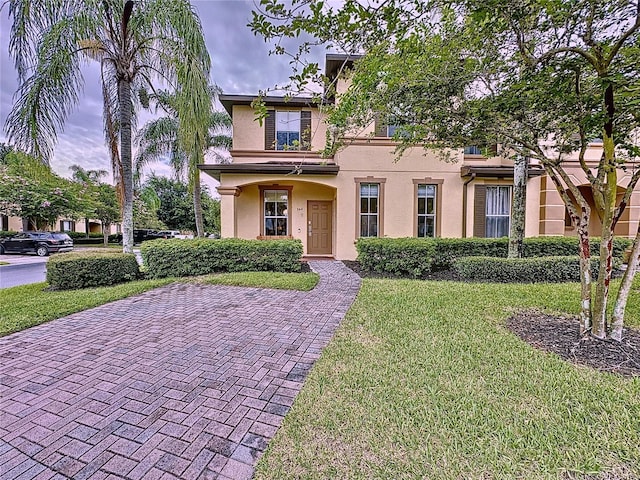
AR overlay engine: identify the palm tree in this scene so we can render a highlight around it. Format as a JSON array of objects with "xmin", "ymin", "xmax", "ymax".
[
  {"xmin": 4, "ymin": 0, "xmax": 211, "ymax": 253},
  {"xmin": 135, "ymin": 88, "xmax": 231, "ymax": 236}
]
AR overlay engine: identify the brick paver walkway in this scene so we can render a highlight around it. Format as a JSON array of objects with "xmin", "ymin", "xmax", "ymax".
[{"xmin": 0, "ymin": 261, "xmax": 360, "ymax": 480}]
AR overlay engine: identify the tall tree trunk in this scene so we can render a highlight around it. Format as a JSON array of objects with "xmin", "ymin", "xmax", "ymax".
[
  {"xmin": 610, "ymin": 223, "xmax": 640, "ymax": 341},
  {"xmin": 193, "ymin": 168, "xmax": 204, "ymax": 237},
  {"xmin": 119, "ymin": 78, "xmax": 134, "ymax": 254},
  {"xmin": 592, "ymin": 84, "xmax": 617, "ymax": 339},
  {"xmin": 577, "ymin": 212, "xmax": 592, "ymax": 337},
  {"xmin": 103, "ymin": 222, "xmax": 110, "ymax": 247},
  {"xmin": 508, "ymin": 155, "xmax": 527, "ymax": 258}
]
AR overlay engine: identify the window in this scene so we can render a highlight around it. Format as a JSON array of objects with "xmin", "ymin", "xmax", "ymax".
[
  {"xmin": 0, "ymin": 215, "xmax": 7, "ymax": 231},
  {"xmin": 60, "ymin": 220, "xmax": 75, "ymax": 232},
  {"xmin": 276, "ymin": 111, "xmax": 301, "ymax": 150},
  {"xmin": 464, "ymin": 145, "xmax": 482, "ymax": 155},
  {"xmin": 485, "ymin": 186, "xmax": 511, "ymax": 237},
  {"xmin": 265, "ymin": 110, "xmax": 311, "ymax": 150},
  {"xmin": 264, "ymin": 189, "xmax": 289, "ymax": 236},
  {"xmin": 417, "ymin": 185, "xmax": 436, "ymax": 237},
  {"xmin": 359, "ymin": 183, "xmax": 379, "ymax": 237}
]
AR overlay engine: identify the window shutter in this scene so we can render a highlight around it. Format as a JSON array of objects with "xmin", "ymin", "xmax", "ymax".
[
  {"xmin": 265, "ymin": 110, "xmax": 275, "ymax": 150},
  {"xmin": 374, "ymin": 116, "xmax": 388, "ymax": 137},
  {"xmin": 473, "ymin": 185, "xmax": 487, "ymax": 238},
  {"xmin": 300, "ymin": 111, "xmax": 311, "ymax": 150}
]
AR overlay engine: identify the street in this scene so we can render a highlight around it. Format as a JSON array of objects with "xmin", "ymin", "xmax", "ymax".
[{"xmin": 0, "ymin": 256, "xmax": 48, "ymax": 289}]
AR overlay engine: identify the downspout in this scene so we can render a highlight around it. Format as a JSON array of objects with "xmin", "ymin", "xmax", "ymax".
[{"xmin": 462, "ymin": 173, "xmax": 476, "ymax": 238}]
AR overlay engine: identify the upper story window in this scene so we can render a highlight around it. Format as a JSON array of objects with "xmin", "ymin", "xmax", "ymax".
[
  {"xmin": 464, "ymin": 144, "xmax": 498, "ymax": 157},
  {"xmin": 276, "ymin": 111, "xmax": 301, "ymax": 150},
  {"xmin": 0, "ymin": 215, "xmax": 8, "ymax": 231},
  {"xmin": 464, "ymin": 145, "xmax": 482, "ymax": 155},
  {"xmin": 265, "ymin": 110, "xmax": 311, "ymax": 151}
]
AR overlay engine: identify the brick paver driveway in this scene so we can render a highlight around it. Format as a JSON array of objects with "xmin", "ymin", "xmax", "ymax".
[{"xmin": 0, "ymin": 261, "xmax": 360, "ymax": 479}]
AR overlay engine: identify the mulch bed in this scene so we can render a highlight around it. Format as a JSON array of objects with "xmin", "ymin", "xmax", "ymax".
[
  {"xmin": 507, "ymin": 311, "xmax": 640, "ymax": 377},
  {"xmin": 342, "ymin": 260, "xmax": 639, "ymax": 377}
]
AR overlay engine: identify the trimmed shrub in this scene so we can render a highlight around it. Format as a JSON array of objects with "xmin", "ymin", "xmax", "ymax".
[
  {"xmin": 356, "ymin": 237, "xmax": 632, "ymax": 276},
  {"xmin": 141, "ymin": 238, "xmax": 303, "ymax": 278},
  {"xmin": 46, "ymin": 251, "xmax": 140, "ymax": 290},
  {"xmin": 356, "ymin": 238, "xmax": 436, "ymax": 277},
  {"xmin": 432, "ymin": 238, "xmax": 508, "ymax": 270},
  {"xmin": 65, "ymin": 232, "xmax": 105, "ymax": 239},
  {"xmin": 0, "ymin": 230, "xmax": 18, "ymax": 239},
  {"xmin": 452, "ymin": 256, "xmax": 619, "ymax": 283}
]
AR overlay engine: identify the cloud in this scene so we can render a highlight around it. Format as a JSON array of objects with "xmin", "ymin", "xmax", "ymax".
[{"xmin": 0, "ymin": 0, "xmax": 328, "ymax": 187}]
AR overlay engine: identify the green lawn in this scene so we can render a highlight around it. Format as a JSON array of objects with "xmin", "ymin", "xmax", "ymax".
[
  {"xmin": 0, "ymin": 271, "xmax": 319, "ymax": 337},
  {"xmin": 188, "ymin": 271, "xmax": 319, "ymax": 291},
  {"xmin": 0, "ymin": 279, "xmax": 173, "ymax": 336},
  {"xmin": 254, "ymin": 278, "xmax": 640, "ymax": 480}
]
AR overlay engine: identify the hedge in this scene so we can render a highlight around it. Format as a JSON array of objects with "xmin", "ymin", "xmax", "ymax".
[
  {"xmin": 141, "ymin": 238, "xmax": 303, "ymax": 278},
  {"xmin": 452, "ymin": 256, "xmax": 620, "ymax": 283},
  {"xmin": 46, "ymin": 251, "xmax": 140, "ymax": 290},
  {"xmin": 356, "ymin": 237, "xmax": 436, "ymax": 277},
  {"xmin": 356, "ymin": 237, "xmax": 633, "ymax": 275},
  {"xmin": 0, "ymin": 230, "xmax": 18, "ymax": 239}
]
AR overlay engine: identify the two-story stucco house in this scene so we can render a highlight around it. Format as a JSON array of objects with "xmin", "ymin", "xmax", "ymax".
[{"xmin": 200, "ymin": 54, "xmax": 639, "ymax": 261}]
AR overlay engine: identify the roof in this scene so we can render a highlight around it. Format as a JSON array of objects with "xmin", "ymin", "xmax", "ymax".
[
  {"xmin": 199, "ymin": 161, "xmax": 340, "ymax": 181},
  {"xmin": 325, "ymin": 54, "xmax": 362, "ymax": 81},
  {"xmin": 218, "ymin": 94, "xmax": 321, "ymax": 116},
  {"xmin": 460, "ymin": 165, "xmax": 545, "ymax": 178}
]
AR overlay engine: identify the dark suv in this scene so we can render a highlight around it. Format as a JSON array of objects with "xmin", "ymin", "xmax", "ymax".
[{"xmin": 0, "ymin": 232, "xmax": 74, "ymax": 256}]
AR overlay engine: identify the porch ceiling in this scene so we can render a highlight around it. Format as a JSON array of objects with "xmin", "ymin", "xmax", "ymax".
[{"xmin": 199, "ymin": 162, "xmax": 340, "ymax": 181}]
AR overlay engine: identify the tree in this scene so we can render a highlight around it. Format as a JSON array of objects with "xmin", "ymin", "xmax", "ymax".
[
  {"xmin": 94, "ymin": 183, "xmax": 121, "ymax": 246},
  {"xmin": 0, "ymin": 151, "xmax": 89, "ymax": 229},
  {"xmin": 144, "ymin": 175, "xmax": 220, "ymax": 232},
  {"xmin": 5, "ymin": 0, "xmax": 212, "ymax": 254},
  {"xmin": 251, "ymin": 0, "xmax": 640, "ymax": 340},
  {"xmin": 70, "ymin": 164, "xmax": 108, "ymax": 237},
  {"xmin": 135, "ymin": 88, "xmax": 231, "ymax": 236}
]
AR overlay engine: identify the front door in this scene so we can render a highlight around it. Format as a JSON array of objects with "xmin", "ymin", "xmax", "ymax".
[{"xmin": 307, "ymin": 201, "xmax": 332, "ymax": 255}]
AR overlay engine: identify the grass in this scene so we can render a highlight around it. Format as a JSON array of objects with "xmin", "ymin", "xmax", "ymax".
[
  {"xmin": 254, "ymin": 277, "xmax": 640, "ymax": 480},
  {"xmin": 186, "ymin": 271, "xmax": 320, "ymax": 291},
  {"xmin": 0, "ymin": 261, "xmax": 8, "ymax": 266},
  {"xmin": 0, "ymin": 279, "xmax": 173, "ymax": 337},
  {"xmin": 0, "ymin": 271, "xmax": 319, "ymax": 337}
]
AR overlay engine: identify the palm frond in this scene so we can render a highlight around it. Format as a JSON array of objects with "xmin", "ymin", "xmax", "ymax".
[{"xmin": 4, "ymin": 11, "xmax": 99, "ymax": 163}]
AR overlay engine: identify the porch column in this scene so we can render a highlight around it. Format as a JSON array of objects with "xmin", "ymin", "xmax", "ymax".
[{"xmin": 218, "ymin": 186, "xmax": 241, "ymax": 238}]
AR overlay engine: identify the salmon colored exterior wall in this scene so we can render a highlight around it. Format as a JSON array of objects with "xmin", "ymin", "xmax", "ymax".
[{"xmin": 211, "ymin": 77, "xmax": 637, "ymax": 260}]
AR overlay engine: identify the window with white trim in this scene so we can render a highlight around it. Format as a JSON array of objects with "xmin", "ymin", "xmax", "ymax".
[
  {"xmin": 60, "ymin": 220, "xmax": 74, "ymax": 232},
  {"xmin": 359, "ymin": 183, "xmax": 379, "ymax": 237},
  {"xmin": 485, "ymin": 186, "xmax": 511, "ymax": 238},
  {"xmin": 264, "ymin": 190, "xmax": 289, "ymax": 236},
  {"xmin": 276, "ymin": 111, "xmax": 301, "ymax": 150},
  {"xmin": 417, "ymin": 184, "xmax": 436, "ymax": 237}
]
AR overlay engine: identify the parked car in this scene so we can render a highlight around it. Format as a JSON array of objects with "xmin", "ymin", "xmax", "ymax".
[
  {"xmin": 155, "ymin": 230, "xmax": 191, "ymax": 239},
  {"xmin": 112, "ymin": 229, "xmax": 160, "ymax": 245},
  {"xmin": 0, "ymin": 231, "xmax": 74, "ymax": 256}
]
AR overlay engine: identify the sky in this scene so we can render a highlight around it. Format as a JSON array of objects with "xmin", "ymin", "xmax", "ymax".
[{"xmin": 0, "ymin": 0, "xmax": 329, "ymax": 189}]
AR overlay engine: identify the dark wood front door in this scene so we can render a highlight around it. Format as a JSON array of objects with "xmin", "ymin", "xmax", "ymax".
[{"xmin": 307, "ymin": 201, "xmax": 332, "ymax": 255}]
